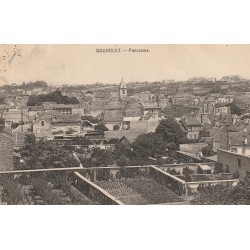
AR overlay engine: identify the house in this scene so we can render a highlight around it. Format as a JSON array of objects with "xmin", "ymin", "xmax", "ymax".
[
  {"xmin": 42, "ymin": 102, "xmax": 57, "ymax": 111},
  {"xmin": 123, "ymin": 103, "xmax": 144, "ymax": 130},
  {"xmin": 54, "ymin": 104, "xmax": 73, "ymax": 115},
  {"xmin": 180, "ymin": 115, "xmax": 202, "ymax": 140},
  {"xmin": 214, "ymin": 103, "xmax": 231, "ymax": 115},
  {"xmin": 89, "ymin": 100, "xmax": 106, "ymax": 117},
  {"xmin": 103, "ymin": 109, "xmax": 123, "ymax": 130},
  {"xmin": 0, "ymin": 125, "xmax": 14, "ymax": 171},
  {"xmin": 142, "ymin": 104, "xmax": 162, "ymax": 115},
  {"xmin": 33, "ymin": 116, "xmax": 52, "ymax": 138},
  {"xmin": 218, "ymin": 147, "xmax": 250, "ymax": 178},
  {"xmin": 3, "ymin": 109, "xmax": 29, "ymax": 124},
  {"xmin": 52, "ymin": 114, "xmax": 81, "ymax": 134},
  {"xmin": 104, "ymin": 130, "xmax": 143, "ymax": 144},
  {"xmin": 138, "ymin": 91, "xmax": 152, "ymax": 103},
  {"xmin": 85, "ymin": 131, "xmax": 104, "ymax": 140},
  {"xmin": 197, "ymin": 164, "xmax": 212, "ymax": 174},
  {"xmin": 104, "ymin": 119, "xmax": 160, "ymax": 143},
  {"xmin": 171, "ymin": 103, "xmax": 200, "ymax": 118},
  {"xmin": 13, "ymin": 132, "xmax": 34, "ymax": 149},
  {"xmin": 27, "ymin": 106, "xmax": 44, "ymax": 119},
  {"xmin": 82, "ymin": 120, "xmax": 95, "ymax": 132}
]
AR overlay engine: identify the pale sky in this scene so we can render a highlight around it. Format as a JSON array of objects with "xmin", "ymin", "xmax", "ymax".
[{"xmin": 1, "ymin": 44, "xmax": 250, "ymax": 85}]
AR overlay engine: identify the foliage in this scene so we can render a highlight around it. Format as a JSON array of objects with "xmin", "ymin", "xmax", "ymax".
[
  {"xmin": 65, "ymin": 128, "xmax": 76, "ymax": 134},
  {"xmin": 167, "ymin": 168, "xmax": 181, "ymax": 175},
  {"xmin": 226, "ymin": 102, "xmax": 244, "ymax": 116},
  {"xmin": 201, "ymin": 144, "xmax": 214, "ymax": 157},
  {"xmin": 132, "ymin": 132, "xmax": 169, "ymax": 159},
  {"xmin": 0, "ymin": 95, "xmax": 6, "ymax": 104},
  {"xmin": 113, "ymin": 124, "xmax": 120, "ymax": 130},
  {"xmin": 94, "ymin": 123, "xmax": 108, "ymax": 132},
  {"xmin": 90, "ymin": 148, "xmax": 114, "ymax": 167},
  {"xmin": 53, "ymin": 130, "xmax": 64, "ymax": 134},
  {"xmin": 81, "ymin": 115, "xmax": 100, "ymax": 123},
  {"xmin": 155, "ymin": 117, "xmax": 186, "ymax": 146},
  {"xmin": 182, "ymin": 167, "xmax": 194, "ymax": 175},
  {"xmin": 191, "ymin": 178, "xmax": 250, "ymax": 205},
  {"xmin": 214, "ymin": 163, "xmax": 224, "ymax": 174},
  {"xmin": 27, "ymin": 90, "xmax": 79, "ymax": 106},
  {"xmin": 0, "ymin": 175, "xmax": 24, "ymax": 204},
  {"xmin": 11, "ymin": 122, "xmax": 20, "ymax": 129},
  {"xmin": 21, "ymin": 136, "xmax": 79, "ymax": 169}
]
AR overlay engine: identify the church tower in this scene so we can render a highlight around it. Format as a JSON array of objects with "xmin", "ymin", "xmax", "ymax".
[{"xmin": 119, "ymin": 77, "xmax": 127, "ymax": 99}]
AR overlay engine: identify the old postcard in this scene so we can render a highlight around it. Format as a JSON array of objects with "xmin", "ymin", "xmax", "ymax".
[{"xmin": 0, "ymin": 44, "xmax": 250, "ymax": 205}]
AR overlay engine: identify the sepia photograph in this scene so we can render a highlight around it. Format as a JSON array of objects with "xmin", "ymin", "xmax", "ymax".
[
  {"xmin": 1, "ymin": 44, "xmax": 250, "ymax": 205},
  {"xmin": 2, "ymin": 1, "xmax": 250, "ymax": 250}
]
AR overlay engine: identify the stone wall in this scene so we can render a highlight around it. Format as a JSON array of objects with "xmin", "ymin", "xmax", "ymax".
[
  {"xmin": 149, "ymin": 166, "xmax": 185, "ymax": 195},
  {"xmin": 73, "ymin": 171, "xmax": 123, "ymax": 205}
]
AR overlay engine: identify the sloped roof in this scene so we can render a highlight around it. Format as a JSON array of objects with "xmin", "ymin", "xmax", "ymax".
[
  {"xmin": 28, "ymin": 106, "xmax": 44, "ymax": 111},
  {"xmin": 110, "ymin": 92, "xmax": 120, "ymax": 98},
  {"xmin": 182, "ymin": 116, "xmax": 201, "ymax": 126},
  {"xmin": 52, "ymin": 114, "xmax": 81, "ymax": 123},
  {"xmin": 104, "ymin": 130, "xmax": 141, "ymax": 143},
  {"xmin": 143, "ymin": 104, "xmax": 162, "ymax": 109},
  {"xmin": 199, "ymin": 164, "xmax": 211, "ymax": 170},
  {"xmin": 0, "ymin": 127, "xmax": 12, "ymax": 139},
  {"xmin": 103, "ymin": 110, "xmax": 123, "ymax": 123},
  {"xmin": 13, "ymin": 132, "xmax": 34, "ymax": 147},
  {"xmin": 124, "ymin": 104, "xmax": 143, "ymax": 117}
]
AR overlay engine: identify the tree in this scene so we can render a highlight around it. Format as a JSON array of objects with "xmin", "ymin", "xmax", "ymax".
[
  {"xmin": 132, "ymin": 132, "xmax": 169, "ymax": 159},
  {"xmin": 94, "ymin": 123, "xmax": 108, "ymax": 132},
  {"xmin": 90, "ymin": 148, "xmax": 114, "ymax": 167},
  {"xmin": 26, "ymin": 90, "xmax": 79, "ymax": 106},
  {"xmin": 21, "ymin": 138, "xmax": 79, "ymax": 169},
  {"xmin": 227, "ymin": 102, "xmax": 244, "ymax": 116},
  {"xmin": 201, "ymin": 144, "xmax": 214, "ymax": 157},
  {"xmin": 191, "ymin": 178, "xmax": 250, "ymax": 205},
  {"xmin": 65, "ymin": 128, "xmax": 76, "ymax": 134},
  {"xmin": 155, "ymin": 118, "xmax": 186, "ymax": 146},
  {"xmin": 113, "ymin": 124, "xmax": 120, "ymax": 130}
]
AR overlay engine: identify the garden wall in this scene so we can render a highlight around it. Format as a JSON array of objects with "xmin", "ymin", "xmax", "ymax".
[
  {"xmin": 149, "ymin": 166, "xmax": 185, "ymax": 196},
  {"xmin": 73, "ymin": 171, "xmax": 123, "ymax": 205}
]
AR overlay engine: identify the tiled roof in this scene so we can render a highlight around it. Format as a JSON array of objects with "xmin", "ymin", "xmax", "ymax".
[
  {"xmin": 104, "ymin": 130, "xmax": 142, "ymax": 143},
  {"xmin": 124, "ymin": 104, "xmax": 143, "ymax": 117},
  {"xmin": 52, "ymin": 114, "xmax": 81, "ymax": 123},
  {"xmin": 103, "ymin": 110, "xmax": 123, "ymax": 123},
  {"xmin": 182, "ymin": 116, "xmax": 201, "ymax": 126}
]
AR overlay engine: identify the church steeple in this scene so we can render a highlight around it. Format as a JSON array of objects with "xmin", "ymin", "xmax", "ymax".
[{"xmin": 119, "ymin": 77, "xmax": 127, "ymax": 99}]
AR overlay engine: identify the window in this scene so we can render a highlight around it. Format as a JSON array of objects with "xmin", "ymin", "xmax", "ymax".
[
  {"xmin": 122, "ymin": 89, "xmax": 125, "ymax": 94},
  {"xmin": 41, "ymin": 121, "xmax": 45, "ymax": 127},
  {"xmin": 237, "ymin": 158, "xmax": 241, "ymax": 168}
]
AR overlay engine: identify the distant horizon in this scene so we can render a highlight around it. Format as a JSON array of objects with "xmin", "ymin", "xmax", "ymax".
[
  {"xmin": 1, "ymin": 44, "xmax": 250, "ymax": 86},
  {"xmin": 2, "ymin": 74, "xmax": 249, "ymax": 87}
]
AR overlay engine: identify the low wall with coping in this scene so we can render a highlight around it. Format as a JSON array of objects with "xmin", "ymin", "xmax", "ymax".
[
  {"xmin": 183, "ymin": 179, "xmax": 239, "ymax": 196},
  {"xmin": 149, "ymin": 166, "xmax": 185, "ymax": 196},
  {"xmin": 149, "ymin": 166, "xmax": 239, "ymax": 196},
  {"xmin": 74, "ymin": 171, "xmax": 124, "ymax": 205}
]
